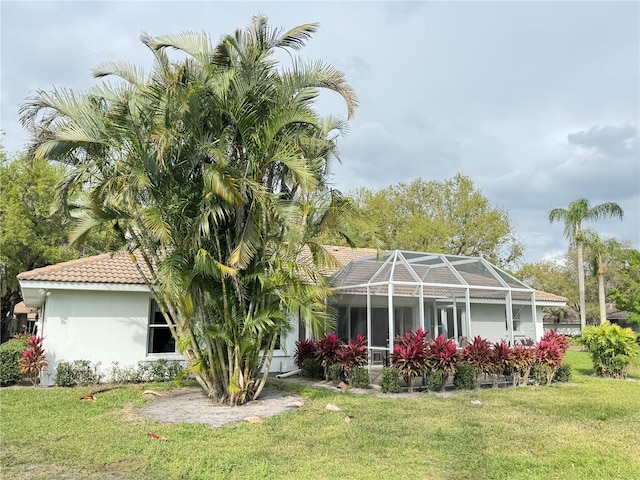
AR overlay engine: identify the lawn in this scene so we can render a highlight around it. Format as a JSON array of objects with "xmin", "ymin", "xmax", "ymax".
[{"xmin": 1, "ymin": 350, "xmax": 639, "ymax": 480}]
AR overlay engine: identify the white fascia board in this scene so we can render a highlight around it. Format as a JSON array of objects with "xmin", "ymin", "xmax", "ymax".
[{"xmin": 19, "ymin": 280, "xmax": 151, "ymax": 293}]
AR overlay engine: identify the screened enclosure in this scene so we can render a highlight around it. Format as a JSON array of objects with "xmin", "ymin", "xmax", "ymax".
[{"xmin": 330, "ymin": 250, "xmax": 543, "ymax": 363}]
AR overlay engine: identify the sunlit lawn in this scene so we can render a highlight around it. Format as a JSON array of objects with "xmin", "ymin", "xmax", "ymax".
[{"xmin": 1, "ymin": 349, "xmax": 639, "ymax": 480}]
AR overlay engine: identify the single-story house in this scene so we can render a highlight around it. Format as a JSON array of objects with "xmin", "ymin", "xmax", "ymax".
[
  {"xmin": 5, "ymin": 301, "xmax": 39, "ymax": 338},
  {"xmin": 18, "ymin": 246, "xmax": 567, "ymax": 385},
  {"xmin": 542, "ymin": 305, "xmax": 581, "ymax": 336}
]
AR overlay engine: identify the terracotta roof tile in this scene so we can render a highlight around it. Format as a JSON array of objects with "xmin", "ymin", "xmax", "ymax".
[{"xmin": 17, "ymin": 252, "xmax": 147, "ymax": 284}]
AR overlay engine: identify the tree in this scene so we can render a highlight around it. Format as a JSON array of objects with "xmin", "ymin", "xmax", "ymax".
[
  {"xmin": 609, "ymin": 249, "xmax": 640, "ymax": 326},
  {"xmin": 548, "ymin": 198, "xmax": 624, "ymax": 331},
  {"xmin": 345, "ymin": 174, "xmax": 522, "ymax": 267},
  {"xmin": 0, "ymin": 151, "xmax": 75, "ymax": 340},
  {"xmin": 516, "ymin": 260, "xmax": 578, "ymax": 311},
  {"xmin": 582, "ymin": 230, "xmax": 627, "ymax": 324},
  {"xmin": 20, "ymin": 16, "xmax": 357, "ymax": 404}
]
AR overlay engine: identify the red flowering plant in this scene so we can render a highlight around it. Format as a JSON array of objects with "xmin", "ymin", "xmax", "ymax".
[
  {"xmin": 462, "ymin": 336, "xmax": 493, "ymax": 379},
  {"xmin": 536, "ymin": 332, "xmax": 567, "ymax": 385},
  {"xmin": 511, "ymin": 344, "xmax": 537, "ymax": 386},
  {"xmin": 427, "ymin": 334, "xmax": 461, "ymax": 377},
  {"xmin": 540, "ymin": 330, "xmax": 569, "ymax": 355},
  {"xmin": 294, "ymin": 338, "xmax": 318, "ymax": 368},
  {"xmin": 317, "ymin": 332, "xmax": 342, "ymax": 380},
  {"xmin": 18, "ymin": 336, "xmax": 48, "ymax": 386},
  {"xmin": 335, "ymin": 334, "xmax": 368, "ymax": 386},
  {"xmin": 391, "ymin": 328, "xmax": 429, "ymax": 393}
]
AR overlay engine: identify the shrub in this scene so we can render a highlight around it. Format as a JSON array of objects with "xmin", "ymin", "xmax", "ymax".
[
  {"xmin": 351, "ymin": 367, "xmax": 370, "ymax": 388},
  {"xmin": 317, "ymin": 333, "xmax": 341, "ymax": 380},
  {"xmin": 553, "ymin": 363, "xmax": 572, "ymax": 383},
  {"xmin": 427, "ymin": 334, "xmax": 460, "ymax": 376},
  {"xmin": 391, "ymin": 328, "xmax": 429, "ymax": 393},
  {"xmin": 294, "ymin": 338, "xmax": 318, "ymax": 369},
  {"xmin": 463, "ymin": 336, "xmax": 492, "ymax": 376},
  {"xmin": 536, "ymin": 331, "xmax": 568, "ymax": 385},
  {"xmin": 328, "ymin": 363, "xmax": 345, "ymax": 383},
  {"xmin": 110, "ymin": 360, "xmax": 184, "ymax": 384},
  {"xmin": 335, "ymin": 334, "xmax": 368, "ymax": 386},
  {"xmin": 380, "ymin": 366, "xmax": 401, "ymax": 393},
  {"xmin": 491, "ymin": 341, "xmax": 514, "ymax": 379},
  {"xmin": 453, "ymin": 363, "xmax": 476, "ymax": 390},
  {"xmin": 511, "ymin": 345, "xmax": 537, "ymax": 386},
  {"xmin": 55, "ymin": 360, "xmax": 101, "ymax": 387},
  {"xmin": 0, "ymin": 337, "xmax": 28, "ymax": 385},
  {"xmin": 300, "ymin": 358, "xmax": 323, "ymax": 379},
  {"xmin": 18, "ymin": 336, "xmax": 48, "ymax": 385},
  {"xmin": 581, "ymin": 322, "xmax": 640, "ymax": 379},
  {"xmin": 426, "ymin": 369, "xmax": 446, "ymax": 392},
  {"xmin": 530, "ymin": 364, "xmax": 550, "ymax": 386}
]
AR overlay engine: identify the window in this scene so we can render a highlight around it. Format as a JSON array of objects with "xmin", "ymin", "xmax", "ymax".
[
  {"xmin": 505, "ymin": 307, "xmax": 522, "ymax": 332},
  {"xmin": 148, "ymin": 300, "xmax": 176, "ymax": 354}
]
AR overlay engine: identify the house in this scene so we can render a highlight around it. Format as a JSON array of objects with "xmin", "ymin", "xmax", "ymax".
[
  {"xmin": 18, "ymin": 247, "xmax": 566, "ymax": 385},
  {"xmin": 6, "ymin": 301, "xmax": 39, "ymax": 338},
  {"xmin": 542, "ymin": 305, "xmax": 581, "ymax": 336}
]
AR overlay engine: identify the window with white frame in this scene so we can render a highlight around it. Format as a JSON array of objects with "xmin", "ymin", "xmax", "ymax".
[{"xmin": 148, "ymin": 300, "xmax": 176, "ymax": 354}]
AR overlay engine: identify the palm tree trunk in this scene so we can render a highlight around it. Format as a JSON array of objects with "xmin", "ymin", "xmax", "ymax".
[
  {"xmin": 598, "ymin": 256, "xmax": 606, "ymax": 324},
  {"xmin": 577, "ymin": 240, "xmax": 586, "ymax": 331}
]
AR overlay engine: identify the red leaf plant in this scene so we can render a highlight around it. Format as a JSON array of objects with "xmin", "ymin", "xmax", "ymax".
[
  {"xmin": 317, "ymin": 332, "xmax": 342, "ymax": 380},
  {"xmin": 294, "ymin": 338, "xmax": 318, "ymax": 369},
  {"xmin": 18, "ymin": 336, "xmax": 48, "ymax": 386},
  {"xmin": 535, "ymin": 332, "xmax": 567, "ymax": 385},
  {"xmin": 462, "ymin": 336, "xmax": 493, "ymax": 379},
  {"xmin": 427, "ymin": 334, "xmax": 460, "ymax": 377},
  {"xmin": 511, "ymin": 345, "xmax": 537, "ymax": 386},
  {"xmin": 540, "ymin": 330, "xmax": 569, "ymax": 355},
  {"xmin": 391, "ymin": 328, "xmax": 429, "ymax": 393},
  {"xmin": 335, "ymin": 334, "xmax": 368, "ymax": 386}
]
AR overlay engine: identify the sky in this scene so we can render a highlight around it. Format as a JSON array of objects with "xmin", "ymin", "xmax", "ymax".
[{"xmin": 1, "ymin": 0, "xmax": 638, "ymax": 265}]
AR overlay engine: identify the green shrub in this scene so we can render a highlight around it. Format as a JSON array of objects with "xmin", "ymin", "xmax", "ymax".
[
  {"xmin": 426, "ymin": 369, "xmax": 446, "ymax": 392},
  {"xmin": 110, "ymin": 360, "xmax": 184, "ymax": 384},
  {"xmin": 530, "ymin": 364, "xmax": 551, "ymax": 386},
  {"xmin": 553, "ymin": 363, "xmax": 572, "ymax": 383},
  {"xmin": 350, "ymin": 367, "xmax": 370, "ymax": 388},
  {"xmin": 0, "ymin": 338, "xmax": 28, "ymax": 385},
  {"xmin": 301, "ymin": 358, "xmax": 323, "ymax": 379},
  {"xmin": 55, "ymin": 360, "xmax": 102, "ymax": 387},
  {"xmin": 453, "ymin": 363, "xmax": 476, "ymax": 390},
  {"xmin": 328, "ymin": 363, "xmax": 345, "ymax": 383},
  {"xmin": 581, "ymin": 322, "xmax": 640, "ymax": 379},
  {"xmin": 380, "ymin": 366, "xmax": 401, "ymax": 393}
]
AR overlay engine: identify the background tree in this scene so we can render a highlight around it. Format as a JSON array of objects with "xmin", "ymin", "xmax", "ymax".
[
  {"xmin": 0, "ymin": 151, "xmax": 75, "ymax": 340},
  {"xmin": 548, "ymin": 198, "xmax": 624, "ymax": 331},
  {"xmin": 21, "ymin": 16, "xmax": 357, "ymax": 404},
  {"xmin": 0, "ymin": 147, "xmax": 123, "ymax": 341},
  {"xmin": 516, "ymin": 260, "xmax": 579, "ymax": 312},
  {"xmin": 342, "ymin": 174, "xmax": 522, "ymax": 267},
  {"xmin": 582, "ymin": 230, "xmax": 626, "ymax": 324},
  {"xmin": 609, "ymin": 249, "xmax": 640, "ymax": 326}
]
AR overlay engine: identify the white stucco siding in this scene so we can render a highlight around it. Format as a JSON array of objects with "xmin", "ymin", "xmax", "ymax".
[
  {"xmin": 467, "ymin": 303, "xmax": 542, "ymax": 343},
  {"xmin": 41, "ymin": 290, "xmax": 155, "ymax": 385}
]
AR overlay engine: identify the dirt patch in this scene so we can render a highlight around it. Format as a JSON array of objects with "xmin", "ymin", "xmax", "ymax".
[{"xmin": 137, "ymin": 387, "xmax": 304, "ymax": 428}]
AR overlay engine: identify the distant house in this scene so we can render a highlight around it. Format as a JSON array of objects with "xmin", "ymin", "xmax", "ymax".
[
  {"xmin": 607, "ymin": 304, "xmax": 639, "ymax": 334},
  {"xmin": 542, "ymin": 305, "xmax": 581, "ymax": 336},
  {"xmin": 18, "ymin": 247, "xmax": 566, "ymax": 385},
  {"xmin": 6, "ymin": 301, "xmax": 39, "ymax": 338}
]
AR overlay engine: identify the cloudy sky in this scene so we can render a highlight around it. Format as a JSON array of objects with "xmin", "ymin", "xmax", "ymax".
[{"xmin": 1, "ymin": 1, "xmax": 638, "ymax": 264}]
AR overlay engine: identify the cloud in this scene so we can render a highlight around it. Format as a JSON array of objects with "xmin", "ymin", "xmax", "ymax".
[{"xmin": 567, "ymin": 125, "xmax": 638, "ymax": 156}]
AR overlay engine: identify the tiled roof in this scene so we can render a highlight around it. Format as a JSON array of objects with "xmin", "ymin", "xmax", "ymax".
[
  {"xmin": 17, "ymin": 252, "xmax": 148, "ymax": 284},
  {"xmin": 17, "ymin": 246, "xmax": 379, "ymax": 285},
  {"xmin": 16, "ymin": 246, "xmax": 566, "ymax": 304}
]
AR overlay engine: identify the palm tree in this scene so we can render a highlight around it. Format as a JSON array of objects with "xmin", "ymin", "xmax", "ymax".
[
  {"xmin": 548, "ymin": 198, "xmax": 623, "ymax": 330},
  {"xmin": 20, "ymin": 16, "xmax": 358, "ymax": 404}
]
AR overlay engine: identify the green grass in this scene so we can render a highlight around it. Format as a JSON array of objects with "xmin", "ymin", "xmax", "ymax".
[{"xmin": 1, "ymin": 351, "xmax": 639, "ymax": 480}]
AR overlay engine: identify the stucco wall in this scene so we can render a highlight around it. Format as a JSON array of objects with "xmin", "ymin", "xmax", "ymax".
[
  {"xmin": 39, "ymin": 289, "xmax": 298, "ymax": 385},
  {"xmin": 467, "ymin": 303, "xmax": 543, "ymax": 343}
]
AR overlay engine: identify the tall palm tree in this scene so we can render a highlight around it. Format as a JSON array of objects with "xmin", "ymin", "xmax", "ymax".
[
  {"xmin": 20, "ymin": 16, "xmax": 358, "ymax": 404},
  {"xmin": 548, "ymin": 198, "xmax": 623, "ymax": 330}
]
